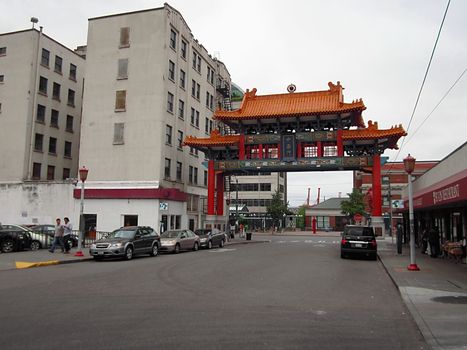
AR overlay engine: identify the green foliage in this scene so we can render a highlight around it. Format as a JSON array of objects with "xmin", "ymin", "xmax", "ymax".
[
  {"xmin": 340, "ymin": 188, "xmax": 366, "ymax": 222},
  {"xmin": 297, "ymin": 206, "xmax": 306, "ymax": 229},
  {"xmin": 266, "ymin": 190, "xmax": 289, "ymax": 227}
]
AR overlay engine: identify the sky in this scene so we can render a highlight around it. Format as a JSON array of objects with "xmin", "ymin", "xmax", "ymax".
[{"xmin": 1, "ymin": 0, "xmax": 466, "ymax": 206}]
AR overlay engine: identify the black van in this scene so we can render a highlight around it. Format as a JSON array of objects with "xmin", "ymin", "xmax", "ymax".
[{"xmin": 340, "ymin": 225, "xmax": 377, "ymax": 260}]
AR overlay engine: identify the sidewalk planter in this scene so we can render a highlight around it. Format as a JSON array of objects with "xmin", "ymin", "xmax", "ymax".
[{"xmin": 246, "ymin": 232, "xmax": 252, "ymax": 241}]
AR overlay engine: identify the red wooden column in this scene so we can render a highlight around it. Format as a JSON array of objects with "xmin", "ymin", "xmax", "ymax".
[
  {"xmin": 372, "ymin": 154, "xmax": 382, "ymax": 217},
  {"xmin": 297, "ymin": 142, "xmax": 302, "ymax": 158},
  {"xmin": 239, "ymin": 134, "xmax": 245, "ymax": 160},
  {"xmin": 337, "ymin": 129, "xmax": 344, "ymax": 156},
  {"xmin": 317, "ymin": 141, "xmax": 323, "ymax": 157},
  {"xmin": 216, "ymin": 172, "xmax": 224, "ymax": 215},
  {"xmin": 258, "ymin": 144, "xmax": 263, "ymax": 159},
  {"xmin": 207, "ymin": 160, "xmax": 215, "ymax": 215}
]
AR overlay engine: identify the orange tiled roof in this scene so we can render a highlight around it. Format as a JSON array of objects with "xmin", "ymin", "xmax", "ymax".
[
  {"xmin": 215, "ymin": 82, "xmax": 366, "ymax": 123},
  {"xmin": 343, "ymin": 121, "xmax": 406, "ymax": 140},
  {"xmin": 183, "ymin": 130, "xmax": 240, "ymax": 148}
]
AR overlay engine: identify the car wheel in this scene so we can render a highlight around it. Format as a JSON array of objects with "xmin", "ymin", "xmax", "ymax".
[
  {"xmin": 219, "ymin": 239, "xmax": 224, "ymax": 248},
  {"xmin": 30, "ymin": 240, "xmax": 41, "ymax": 251},
  {"xmin": 340, "ymin": 251, "xmax": 345, "ymax": 259},
  {"xmin": 93, "ymin": 256, "xmax": 103, "ymax": 261},
  {"xmin": 207, "ymin": 240, "xmax": 212, "ymax": 249},
  {"xmin": 150, "ymin": 243, "xmax": 159, "ymax": 257},
  {"xmin": 371, "ymin": 253, "xmax": 378, "ymax": 261},
  {"xmin": 124, "ymin": 246, "xmax": 134, "ymax": 260},
  {"xmin": 174, "ymin": 243, "xmax": 180, "ymax": 254},
  {"xmin": 193, "ymin": 242, "xmax": 199, "ymax": 251},
  {"xmin": 1, "ymin": 239, "xmax": 15, "ymax": 253}
]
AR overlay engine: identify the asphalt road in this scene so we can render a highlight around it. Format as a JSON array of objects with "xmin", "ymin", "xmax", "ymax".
[{"xmin": 0, "ymin": 236, "xmax": 427, "ymax": 350}]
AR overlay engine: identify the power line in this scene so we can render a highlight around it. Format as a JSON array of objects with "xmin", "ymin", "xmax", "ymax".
[
  {"xmin": 386, "ymin": 0, "xmax": 451, "ymax": 173},
  {"xmin": 406, "ymin": 67, "xmax": 467, "ymax": 145}
]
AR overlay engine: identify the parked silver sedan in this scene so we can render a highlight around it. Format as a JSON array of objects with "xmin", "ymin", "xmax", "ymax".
[{"xmin": 160, "ymin": 229, "xmax": 200, "ymax": 253}]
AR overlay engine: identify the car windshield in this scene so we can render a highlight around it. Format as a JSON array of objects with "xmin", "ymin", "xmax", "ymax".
[
  {"xmin": 108, "ymin": 230, "xmax": 135, "ymax": 239},
  {"xmin": 194, "ymin": 229, "xmax": 209, "ymax": 235},
  {"xmin": 345, "ymin": 227, "xmax": 374, "ymax": 237},
  {"xmin": 161, "ymin": 231, "xmax": 180, "ymax": 238}
]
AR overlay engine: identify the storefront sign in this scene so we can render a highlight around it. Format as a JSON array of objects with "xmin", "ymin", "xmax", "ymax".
[{"xmin": 433, "ymin": 184, "xmax": 460, "ymax": 204}]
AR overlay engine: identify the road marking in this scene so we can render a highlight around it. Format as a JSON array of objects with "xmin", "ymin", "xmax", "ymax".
[{"xmin": 209, "ymin": 248, "xmax": 236, "ymax": 253}]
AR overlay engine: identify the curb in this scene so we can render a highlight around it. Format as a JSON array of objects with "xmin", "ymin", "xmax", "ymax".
[
  {"xmin": 226, "ymin": 240, "xmax": 270, "ymax": 246},
  {"xmin": 378, "ymin": 254, "xmax": 435, "ymax": 350},
  {"xmin": 14, "ymin": 257, "xmax": 93, "ymax": 270}
]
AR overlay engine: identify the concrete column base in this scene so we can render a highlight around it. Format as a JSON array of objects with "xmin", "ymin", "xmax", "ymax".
[
  {"xmin": 204, "ymin": 215, "xmax": 227, "ymax": 230},
  {"xmin": 371, "ymin": 216, "xmax": 386, "ymax": 238}
]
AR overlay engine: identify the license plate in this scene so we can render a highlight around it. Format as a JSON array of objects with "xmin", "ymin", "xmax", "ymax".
[
  {"xmin": 98, "ymin": 251, "xmax": 104, "ymax": 255},
  {"xmin": 355, "ymin": 243, "xmax": 362, "ymax": 248}
]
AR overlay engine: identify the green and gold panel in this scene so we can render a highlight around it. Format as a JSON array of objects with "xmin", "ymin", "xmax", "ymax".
[
  {"xmin": 214, "ymin": 156, "xmax": 373, "ymax": 172},
  {"xmin": 295, "ymin": 131, "xmax": 337, "ymax": 142},
  {"xmin": 244, "ymin": 134, "xmax": 281, "ymax": 144}
]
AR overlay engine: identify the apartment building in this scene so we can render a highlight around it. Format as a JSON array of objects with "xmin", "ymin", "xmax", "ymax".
[
  {"xmin": 78, "ymin": 4, "xmax": 231, "ymax": 232},
  {"xmin": 0, "ymin": 29, "xmax": 85, "ymax": 182}
]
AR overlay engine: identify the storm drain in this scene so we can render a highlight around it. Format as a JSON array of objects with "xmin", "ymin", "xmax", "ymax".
[{"xmin": 431, "ymin": 296, "xmax": 467, "ymax": 304}]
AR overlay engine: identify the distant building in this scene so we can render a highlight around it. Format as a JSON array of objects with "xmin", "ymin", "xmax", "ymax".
[
  {"xmin": 0, "ymin": 28, "xmax": 85, "ymax": 182},
  {"xmin": 354, "ymin": 160, "xmax": 437, "ymax": 231},
  {"xmin": 305, "ymin": 197, "xmax": 349, "ymax": 231},
  {"xmin": 78, "ymin": 4, "xmax": 232, "ymax": 232}
]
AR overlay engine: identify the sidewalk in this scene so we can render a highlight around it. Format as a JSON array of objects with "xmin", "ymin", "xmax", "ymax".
[{"xmin": 378, "ymin": 238, "xmax": 467, "ymax": 350}]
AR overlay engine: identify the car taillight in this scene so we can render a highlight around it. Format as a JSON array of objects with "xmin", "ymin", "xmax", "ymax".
[
  {"xmin": 341, "ymin": 239, "xmax": 347, "ymax": 245},
  {"xmin": 370, "ymin": 240, "xmax": 377, "ymax": 248}
]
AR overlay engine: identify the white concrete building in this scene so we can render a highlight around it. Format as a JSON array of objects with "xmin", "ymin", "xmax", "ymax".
[
  {"xmin": 0, "ymin": 29, "xmax": 85, "ymax": 182},
  {"xmin": 79, "ymin": 4, "xmax": 231, "ymax": 232}
]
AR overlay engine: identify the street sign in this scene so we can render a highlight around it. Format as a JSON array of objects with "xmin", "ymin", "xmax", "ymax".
[
  {"xmin": 354, "ymin": 213, "xmax": 363, "ymax": 222},
  {"xmin": 160, "ymin": 202, "xmax": 168, "ymax": 210},
  {"xmin": 391, "ymin": 200, "xmax": 404, "ymax": 209}
]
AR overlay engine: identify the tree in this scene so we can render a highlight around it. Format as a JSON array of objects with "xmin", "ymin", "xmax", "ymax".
[
  {"xmin": 297, "ymin": 205, "xmax": 306, "ymax": 230},
  {"xmin": 340, "ymin": 188, "xmax": 366, "ymax": 223},
  {"xmin": 266, "ymin": 190, "xmax": 289, "ymax": 228}
]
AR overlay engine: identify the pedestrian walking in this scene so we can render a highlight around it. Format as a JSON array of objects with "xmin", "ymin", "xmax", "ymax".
[
  {"xmin": 420, "ymin": 228, "xmax": 428, "ymax": 254},
  {"xmin": 49, "ymin": 218, "xmax": 64, "ymax": 253},
  {"xmin": 396, "ymin": 222, "xmax": 403, "ymax": 255},
  {"xmin": 63, "ymin": 217, "xmax": 73, "ymax": 253},
  {"xmin": 428, "ymin": 226, "xmax": 441, "ymax": 258}
]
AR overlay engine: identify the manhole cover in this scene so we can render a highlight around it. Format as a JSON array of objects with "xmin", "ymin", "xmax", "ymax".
[{"xmin": 431, "ymin": 296, "xmax": 467, "ymax": 304}]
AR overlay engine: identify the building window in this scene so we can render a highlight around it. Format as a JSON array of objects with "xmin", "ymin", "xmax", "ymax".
[
  {"xmin": 34, "ymin": 133, "xmax": 43, "ymax": 151},
  {"xmin": 115, "ymin": 90, "xmax": 126, "ymax": 111},
  {"xmin": 0, "ymin": 47, "xmax": 6, "ymax": 56},
  {"xmin": 206, "ymin": 92, "xmax": 210, "ymax": 108},
  {"xmin": 167, "ymin": 92, "xmax": 174, "ymax": 113},
  {"xmin": 181, "ymin": 40, "xmax": 187, "ymax": 59},
  {"xmin": 50, "ymin": 109, "xmax": 59, "ymax": 128},
  {"xmin": 47, "ymin": 165, "xmax": 55, "ymax": 180},
  {"xmin": 64, "ymin": 141, "xmax": 72, "ymax": 158},
  {"xmin": 165, "ymin": 125, "xmax": 172, "ymax": 145},
  {"xmin": 210, "ymin": 95, "xmax": 214, "ymax": 110},
  {"xmin": 0, "ymin": 75, "xmax": 4, "ymax": 83},
  {"xmin": 192, "ymin": 51, "xmax": 201, "ymax": 72},
  {"xmin": 176, "ymin": 162, "xmax": 182, "ymax": 181},
  {"xmin": 66, "ymin": 115, "xmax": 73, "ymax": 132},
  {"xmin": 39, "ymin": 76, "xmax": 48, "ymax": 95},
  {"xmin": 196, "ymin": 110, "xmax": 200, "ymax": 127},
  {"xmin": 67, "ymin": 89, "xmax": 75, "ymax": 107},
  {"xmin": 69, "ymin": 63, "xmax": 77, "ymax": 81},
  {"xmin": 323, "ymin": 145, "xmax": 337, "ymax": 157},
  {"xmin": 52, "ymin": 82, "xmax": 61, "ymax": 101},
  {"xmin": 36, "ymin": 104, "xmax": 46, "ymax": 123},
  {"xmin": 196, "ymin": 83, "xmax": 200, "ymax": 100},
  {"xmin": 168, "ymin": 60, "xmax": 175, "ymax": 81},
  {"xmin": 207, "ymin": 66, "xmax": 214, "ymax": 85},
  {"xmin": 169, "ymin": 29, "xmax": 177, "ymax": 50},
  {"xmin": 54, "ymin": 55, "xmax": 62, "ymax": 74},
  {"xmin": 189, "ymin": 166, "xmax": 193, "ymax": 184},
  {"xmin": 62, "ymin": 168, "xmax": 70, "ymax": 180},
  {"xmin": 191, "ymin": 79, "xmax": 196, "ymax": 98},
  {"xmin": 180, "ymin": 69, "xmax": 186, "ymax": 89},
  {"xmin": 178, "ymin": 100, "xmax": 185, "ymax": 119},
  {"xmin": 204, "ymin": 170, "xmax": 208, "ymax": 186},
  {"xmin": 194, "ymin": 167, "xmax": 198, "ymax": 185},
  {"xmin": 41, "ymin": 49, "xmax": 50, "ymax": 66},
  {"xmin": 113, "ymin": 123, "xmax": 124, "ymax": 144},
  {"xmin": 164, "ymin": 158, "xmax": 171, "ymax": 179},
  {"xmin": 120, "ymin": 27, "xmax": 130, "ymax": 47},
  {"xmin": 118, "ymin": 58, "xmax": 128, "ymax": 79},
  {"xmin": 32, "ymin": 163, "xmax": 41, "ymax": 180},
  {"xmin": 190, "ymin": 108, "xmax": 199, "ymax": 127},
  {"xmin": 205, "ymin": 117, "xmax": 209, "ymax": 133},
  {"xmin": 177, "ymin": 130, "xmax": 183, "ymax": 148},
  {"xmin": 303, "ymin": 145, "xmax": 317, "ymax": 158},
  {"xmin": 209, "ymin": 120, "xmax": 213, "ymax": 132}
]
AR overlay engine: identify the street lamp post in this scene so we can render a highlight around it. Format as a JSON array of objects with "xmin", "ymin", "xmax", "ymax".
[
  {"xmin": 75, "ymin": 166, "xmax": 88, "ymax": 257},
  {"xmin": 403, "ymin": 154, "xmax": 419, "ymax": 271}
]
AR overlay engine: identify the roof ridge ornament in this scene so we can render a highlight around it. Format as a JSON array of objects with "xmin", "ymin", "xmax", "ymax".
[{"xmin": 287, "ymin": 84, "xmax": 296, "ymax": 93}]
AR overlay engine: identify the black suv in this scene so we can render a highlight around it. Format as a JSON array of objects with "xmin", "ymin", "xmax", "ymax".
[
  {"xmin": 340, "ymin": 225, "xmax": 377, "ymax": 260},
  {"xmin": 89, "ymin": 226, "xmax": 160, "ymax": 260}
]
